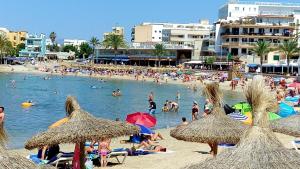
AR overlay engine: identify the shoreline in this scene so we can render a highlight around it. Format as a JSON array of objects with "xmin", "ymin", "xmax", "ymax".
[{"xmin": 0, "ymin": 64, "xmax": 246, "ymax": 93}]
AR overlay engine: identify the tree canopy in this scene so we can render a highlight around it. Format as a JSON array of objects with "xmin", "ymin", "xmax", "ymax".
[{"xmin": 79, "ymin": 42, "xmax": 93, "ymax": 59}]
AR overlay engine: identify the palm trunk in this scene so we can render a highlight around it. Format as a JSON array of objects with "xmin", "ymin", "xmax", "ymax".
[
  {"xmin": 158, "ymin": 56, "xmax": 161, "ymax": 67},
  {"xmin": 260, "ymin": 55, "xmax": 263, "ymax": 74},
  {"xmin": 92, "ymin": 46, "xmax": 95, "ymax": 65},
  {"xmin": 114, "ymin": 49, "xmax": 117, "ymax": 65},
  {"xmin": 287, "ymin": 55, "xmax": 290, "ymax": 75}
]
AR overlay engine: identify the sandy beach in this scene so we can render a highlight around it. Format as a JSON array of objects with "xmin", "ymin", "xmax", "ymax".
[{"xmin": 11, "ymin": 128, "xmax": 296, "ymax": 169}]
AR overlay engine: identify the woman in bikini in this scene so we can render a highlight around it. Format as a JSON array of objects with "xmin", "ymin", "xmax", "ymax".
[{"xmin": 98, "ymin": 138, "xmax": 111, "ymax": 167}]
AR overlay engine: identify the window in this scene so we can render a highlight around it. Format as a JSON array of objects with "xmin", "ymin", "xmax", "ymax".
[
  {"xmin": 254, "ymin": 8, "xmax": 257, "ymax": 11},
  {"xmin": 159, "ymin": 37, "xmax": 161, "ymax": 39},
  {"xmin": 243, "ymin": 7, "xmax": 245, "ymax": 11},
  {"xmin": 159, "ymin": 30, "xmax": 161, "ymax": 33},
  {"xmin": 249, "ymin": 7, "xmax": 251, "ymax": 11},
  {"xmin": 229, "ymin": 12, "xmax": 232, "ymax": 17},
  {"xmin": 155, "ymin": 30, "xmax": 157, "ymax": 33},
  {"xmin": 242, "ymin": 48, "xmax": 247, "ymax": 54},
  {"xmin": 235, "ymin": 7, "xmax": 239, "ymax": 11},
  {"xmin": 152, "ymin": 37, "xmax": 155, "ymax": 39},
  {"xmin": 273, "ymin": 55, "xmax": 280, "ymax": 61}
]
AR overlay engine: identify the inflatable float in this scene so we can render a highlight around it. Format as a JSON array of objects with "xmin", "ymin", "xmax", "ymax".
[{"xmin": 21, "ymin": 102, "xmax": 34, "ymax": 108}]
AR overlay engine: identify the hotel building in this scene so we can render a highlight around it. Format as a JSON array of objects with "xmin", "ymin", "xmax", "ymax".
[
  {"xmin": 215, "ymin": 0, "xmax": 300, "ymax": 57},
  {"xmin": 19, "ymin": 34, "xmax": 46, "ymax": 57},
  {"xmin": 63, "ymin": 39, "xmax": 87, "ymax": 49},
  {"xmin": 131, "ymin": 20, "xmax": 215, "ymax": 61},
  {"xmin": 0, "ymin": 27, "xmax": 27, "ymax": 47},
  {"xmin": 103, "ymin": 27, "xmax": 125, "ymax": 40}
]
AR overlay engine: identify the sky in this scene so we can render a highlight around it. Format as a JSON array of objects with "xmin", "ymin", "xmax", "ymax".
[{"xmin": 0, "ymin": 0, "xmax": 299, "ymax": 41}]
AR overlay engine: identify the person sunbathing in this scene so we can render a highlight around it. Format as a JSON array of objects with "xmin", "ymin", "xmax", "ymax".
[{"xmin": 137, "ymin": 135, "xmax": 166, "ymax": 152}]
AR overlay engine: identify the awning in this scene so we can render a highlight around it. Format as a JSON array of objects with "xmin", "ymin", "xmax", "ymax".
[
  {"xmin": 247, "ymin": 64, "xmax": 259, "ymax": 68},
  {"xmin": 184, "ymin": 61, "xmax": 203, "ymax": 64}
]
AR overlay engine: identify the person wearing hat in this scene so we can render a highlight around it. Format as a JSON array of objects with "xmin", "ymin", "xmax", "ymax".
[{"xmin": 192, "ymin": 101, "xmax": 199, "ymax": 121}]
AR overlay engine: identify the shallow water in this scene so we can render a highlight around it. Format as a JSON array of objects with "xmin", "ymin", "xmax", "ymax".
[{"xmin": 0, "ymin": 73, "xmax": 244, "ymax": 149}]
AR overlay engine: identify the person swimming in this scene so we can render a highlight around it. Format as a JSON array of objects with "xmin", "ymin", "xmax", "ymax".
[
  {"xmin": 116, "ymin": 89, "xmax": 121, "ymax": 96},
  {"xmin": 162, "ymin": 104, "xmax": 169, "ymax": 112}
]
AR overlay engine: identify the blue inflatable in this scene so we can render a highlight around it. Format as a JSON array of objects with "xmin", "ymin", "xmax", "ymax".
[
  {"xmin": 285, "ymin": 95, "xmax": 300, "ymax": 102},
  {"xmin": 278, "ymin": 102, "xmax": 297, "ymax": 117}
]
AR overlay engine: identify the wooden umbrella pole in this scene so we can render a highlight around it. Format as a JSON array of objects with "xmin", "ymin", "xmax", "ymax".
[
  {"xmin": 79, "ymin": 142, "xmax": 85, "ymax": 169},
  {"xmin": 212, "ymin": 142, "xmax": 218, "ymax": 157}
]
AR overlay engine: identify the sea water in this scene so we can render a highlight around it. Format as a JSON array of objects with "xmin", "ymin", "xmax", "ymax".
[{"xmin": 0, "ymin": 73, "xmax": 243, "ymax": 148}]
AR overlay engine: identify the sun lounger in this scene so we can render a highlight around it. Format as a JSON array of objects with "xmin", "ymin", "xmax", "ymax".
[
  {"xmin": 89, "ymin": 149, "xmax": 128, "ymax": 164},
  {"xmin": 47, "ymin": 152, "xmax": 73, "ymax": 168},
  {"xmin": 107, "ymin": 151, "xmax": 128, "ymax": 164},
  {"xmin": 292, "ymin": 140, "xmax": 300, "ymax": 153},
  {"xmin": 28, "ymin": 152, "xmax": 73, "ymax": 168}
]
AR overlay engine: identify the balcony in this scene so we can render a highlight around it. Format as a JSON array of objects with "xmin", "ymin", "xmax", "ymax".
[
  {"xmin": 221, "ymin": 32, "xmax": 294, "ymax": 39},
  {"xmin": 222, "ymin": 42, "xmax": 283, "ymax": 48},
  {"xmin": 221, "ymin": 22, "xmax": 295, "ymax": 29}
]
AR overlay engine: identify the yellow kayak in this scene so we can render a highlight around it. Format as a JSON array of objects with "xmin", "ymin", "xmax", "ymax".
[{"xmin": 21, "ymin": 102, "xmax": 33, "ymax": 108}]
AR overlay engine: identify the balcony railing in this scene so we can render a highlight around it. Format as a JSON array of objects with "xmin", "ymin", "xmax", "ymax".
[
  {"xmin": 222, "ymin": 42, "xmax": 284, "ymax": 47},
  {"xmin": 221, "ymin": 32, "xmax": 294, "ymax": 37}
]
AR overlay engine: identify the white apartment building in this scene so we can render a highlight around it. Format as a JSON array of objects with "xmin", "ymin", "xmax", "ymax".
[
  {"xmin": 131, "ymin": 20, "xmax": 214, "ymax": 60},
  {"xmin": 219, "ymin": 0, "xmax": 300, "ymax": 21},
  {"xmin": 132, "ymin": 20, "xmax": 212, "ymax": 44},
  {"xmin": 63, "ymin": 39, "xmax": 87, "ymax": 48},
  {"xmin": 215, "ymin": 0, "xmax": 300, "ymax": 57}
]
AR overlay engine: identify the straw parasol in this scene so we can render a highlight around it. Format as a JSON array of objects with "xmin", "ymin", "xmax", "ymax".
[
  {"xmin": 186, "ymin": 76, "xmax": 300, "ymax": 169},
  {"xmin": 170, "ymin": 82, "xmax": 247, "ymax": 156},
  {"xmin": 271, "ymin": 114, "xmax": 300, "ymax": 137},
  {"xmin": 25, "ymin": 96, "xmax": 139, "ymax": 169},
  {"xmin": 0, "ymin": 146, "xmax": 54, "ymax": 169},
  {"xmin": 0, "ymin": 120, "xmax": 54, "ymax": 168}
]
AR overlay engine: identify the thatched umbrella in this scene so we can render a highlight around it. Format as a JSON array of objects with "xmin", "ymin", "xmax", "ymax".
[
  {"xmin": 0, "ymin": 119, "xmax": 54, "ymax": 168},
  {"xmin": 170, "ymin": 82, "xmax": 247, "ymax": 156},
  {"xmin": 186, "ymin": 76, "xmax": 300, "ymax": 169},
  {"xmin": 271, "ymin": 114, "xmax": 300, "ymax": 137},
  {"xmin": 25, "ymin": 96, "xmax": 139, "ymax": 169}
]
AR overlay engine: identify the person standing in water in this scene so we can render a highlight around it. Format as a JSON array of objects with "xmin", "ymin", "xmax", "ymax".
[
  {"xmin": 176, "ymin": 91, "xmax": 180, "ymax": 100},
  {"xmin": 149, "ymin": 100, "xmax": 157, "ymax": 114},
  {"xmin": 148, "ymin": 91, "xmax": 154, "ymax": 102},
  {"xmin": 0, "ymin": 107, "xmax": 5, "ymax": 124},
  {"xmin": 192, "ymin": 101, "xmax": 199, "ymax": 121}
]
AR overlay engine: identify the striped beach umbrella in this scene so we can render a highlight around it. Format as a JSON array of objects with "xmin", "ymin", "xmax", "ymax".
[{"xmin": 228, "ymin": 112, "xmax": 248, "ymax": 121}]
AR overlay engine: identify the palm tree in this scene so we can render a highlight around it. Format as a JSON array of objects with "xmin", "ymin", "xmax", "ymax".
[
  {"xmin": 49, "ymin": 32, "xmax": 56, "ymax": 51},
  {"xmin": 102, "ymin": 34, "xmax": 126, "ymax": 64},
  {"xmin": 251, "ymin": 41, "xmax": 271, "ymax": 73},
  {"xmin": 278, "ymin": 40, "xmax": 299, "ymax": 75},
  {"xmin": 153, "ymin": 43, "xmax": 167, "ymax": 67},
  {"xmin": 89, "ymin": 37, "xmax": 100, "ymax": 64}
]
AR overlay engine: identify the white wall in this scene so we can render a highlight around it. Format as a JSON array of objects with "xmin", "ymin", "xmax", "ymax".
[
  {"xmin": 227, "ymin": 4, "xmax": 259, "ymax": 20},
  {"xmin": 151, "ymin": 25, "xmax": 163, "ymax": 42}
]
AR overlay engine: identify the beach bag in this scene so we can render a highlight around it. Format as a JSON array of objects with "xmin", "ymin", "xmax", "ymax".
[{"xmin": 85, "ymin": 158, "xmax": 93, "ymax": 169}]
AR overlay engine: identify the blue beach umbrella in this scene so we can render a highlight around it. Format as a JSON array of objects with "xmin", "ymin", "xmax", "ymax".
[{"xmin": 136, "ymin": 124, "xmax": 154, "ymax": 135}]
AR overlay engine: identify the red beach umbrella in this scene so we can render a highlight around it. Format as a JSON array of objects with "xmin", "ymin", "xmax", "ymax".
[
  {"xmin": 126, "ymin": 112, "xmax": 156, "ymax": 128},
  {"xmin": 288, "ymin": 82, "xmax": 300, "ymax": 88}
]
